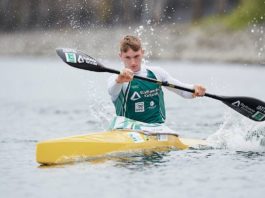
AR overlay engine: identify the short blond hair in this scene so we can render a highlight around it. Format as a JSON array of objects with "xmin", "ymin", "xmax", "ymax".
[{"xmin": 120, "ymin": 35, "xmax": 142, "ymax": 52}]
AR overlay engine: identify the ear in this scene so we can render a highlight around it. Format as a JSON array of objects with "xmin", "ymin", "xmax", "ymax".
[{"xmin": 141, "ymin": 49, "xmax": 145, "ymax": 55}]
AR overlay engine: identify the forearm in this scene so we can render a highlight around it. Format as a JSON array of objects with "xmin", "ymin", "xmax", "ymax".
[{"xmin": 165, "ymin": 78, "xmax": 194, "ymax": 99}]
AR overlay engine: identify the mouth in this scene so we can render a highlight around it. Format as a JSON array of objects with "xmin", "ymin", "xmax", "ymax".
[
  {"xmin": 130, "ymin": 66, "xmax": 139, "ymax": 72},
  {"xmin": 131, "ymin": 65, "xmax": 137, "ymax": 68},
  {"xmin": 126, "ymin": 64, "xmax": 140, "ymax": 72}
]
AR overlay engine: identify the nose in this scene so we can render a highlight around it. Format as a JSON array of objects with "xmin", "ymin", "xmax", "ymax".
[{"xmin": 130, "ymin": 58, "xmax": 137, "ymax": 65}]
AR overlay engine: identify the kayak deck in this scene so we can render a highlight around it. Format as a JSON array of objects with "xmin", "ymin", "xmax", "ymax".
[{"xmin": 36, "ymin": 130, "xmax": 209, "ymax": 165}]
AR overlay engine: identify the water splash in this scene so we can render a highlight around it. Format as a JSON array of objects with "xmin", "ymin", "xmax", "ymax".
[
  {"xmin": 132, "ymin": 1, "xmax": 168, "ymax": 60},
  {"xmin": 132, "ymin": 23, "xmax": 164, "ymax": 65},
  {"xmin": 207, "ymin": 110, "xmax": 265, "ymax": 151},
  {"xmin": 250, "ymin": 21, "xmax": 265, "ymax": 65},
  {"xmin": 85, "ymin": 80, "xmax": 113, "ymax": 130}
]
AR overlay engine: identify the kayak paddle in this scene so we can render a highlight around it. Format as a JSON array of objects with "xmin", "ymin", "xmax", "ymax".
[{"xmin": 56, "ymin": 48, "xmax": 265, "ymax": 122}]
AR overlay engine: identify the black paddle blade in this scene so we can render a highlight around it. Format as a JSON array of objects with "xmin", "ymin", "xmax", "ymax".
[
  {"xmin": 222, "ymin": 96, "xmax": 265, "ymax": 122},
  {"xmin": 56, "ymin": 48, "xmax": 107, "ymax": 72}
]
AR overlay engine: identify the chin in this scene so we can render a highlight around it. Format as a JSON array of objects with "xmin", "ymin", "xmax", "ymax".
[{"xmin": 131, "ymin": 67, "xmax": 140, "ymax": 72}]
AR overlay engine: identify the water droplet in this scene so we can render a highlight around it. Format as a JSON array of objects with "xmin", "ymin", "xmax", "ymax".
[
  {"xmin": 146, "ymin": 20, "xmax": 151, "ymax": 25},
  {"xmin": 251, "ymin": 29, "xmax": 255, "ymax": 33}
]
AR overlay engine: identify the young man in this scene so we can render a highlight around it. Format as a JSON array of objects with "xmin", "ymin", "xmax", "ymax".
[{"xmin": 108, "ymin": 35, "xmax": 206, "ymax": 124}]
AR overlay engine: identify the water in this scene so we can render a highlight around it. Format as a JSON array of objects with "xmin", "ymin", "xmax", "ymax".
[{"xmin": 1, "ymin": 57, "xmax": 265, "ymax": 198}]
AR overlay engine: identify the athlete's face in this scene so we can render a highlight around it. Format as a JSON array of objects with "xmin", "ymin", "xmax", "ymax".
[{"xmin": 119, "ymin": 48, "xmax": 144, "ymax": 72}]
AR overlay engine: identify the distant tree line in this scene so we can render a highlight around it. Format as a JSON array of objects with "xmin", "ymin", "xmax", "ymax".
[
  {"xmin": 0, "ymin": 0, "xmax": 239, "ymax": 32},
  {"xmin": 223, "ymin": 0, "xmax": 265, "ymax": 29}
]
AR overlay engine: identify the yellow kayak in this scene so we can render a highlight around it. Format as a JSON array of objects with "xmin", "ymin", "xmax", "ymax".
[{"xmin": 36, "ymin": 130, "xmax": 209, "ymax": 165}]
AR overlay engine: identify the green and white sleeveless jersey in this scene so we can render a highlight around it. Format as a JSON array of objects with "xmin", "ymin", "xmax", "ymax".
[
  {"xmin": 108, "ymin": 66, "xmax": 194, "ymax": 123},
  {"xmin": 113, "ymin": 69, "xmax": 165, "ymax": 123}
]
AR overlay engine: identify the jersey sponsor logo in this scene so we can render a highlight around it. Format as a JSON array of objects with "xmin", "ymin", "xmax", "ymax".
[
  {"xmin": 135, "ymin": 102, "xmax": 144, "ymax": 112},
  {"xmin": 148, "ymin": 100, "xmax": 156, "ymax": 110},
  {"xmin": 65, "ymin": 52, "xmax": 77, "ymax": 63},
  {"xmin": 140, "ymin": 88, "xmax": 160, "ymax": 98},
  {"xmin": 130, "ymin": 91, "xmax": 141, "ymax": 101}
]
